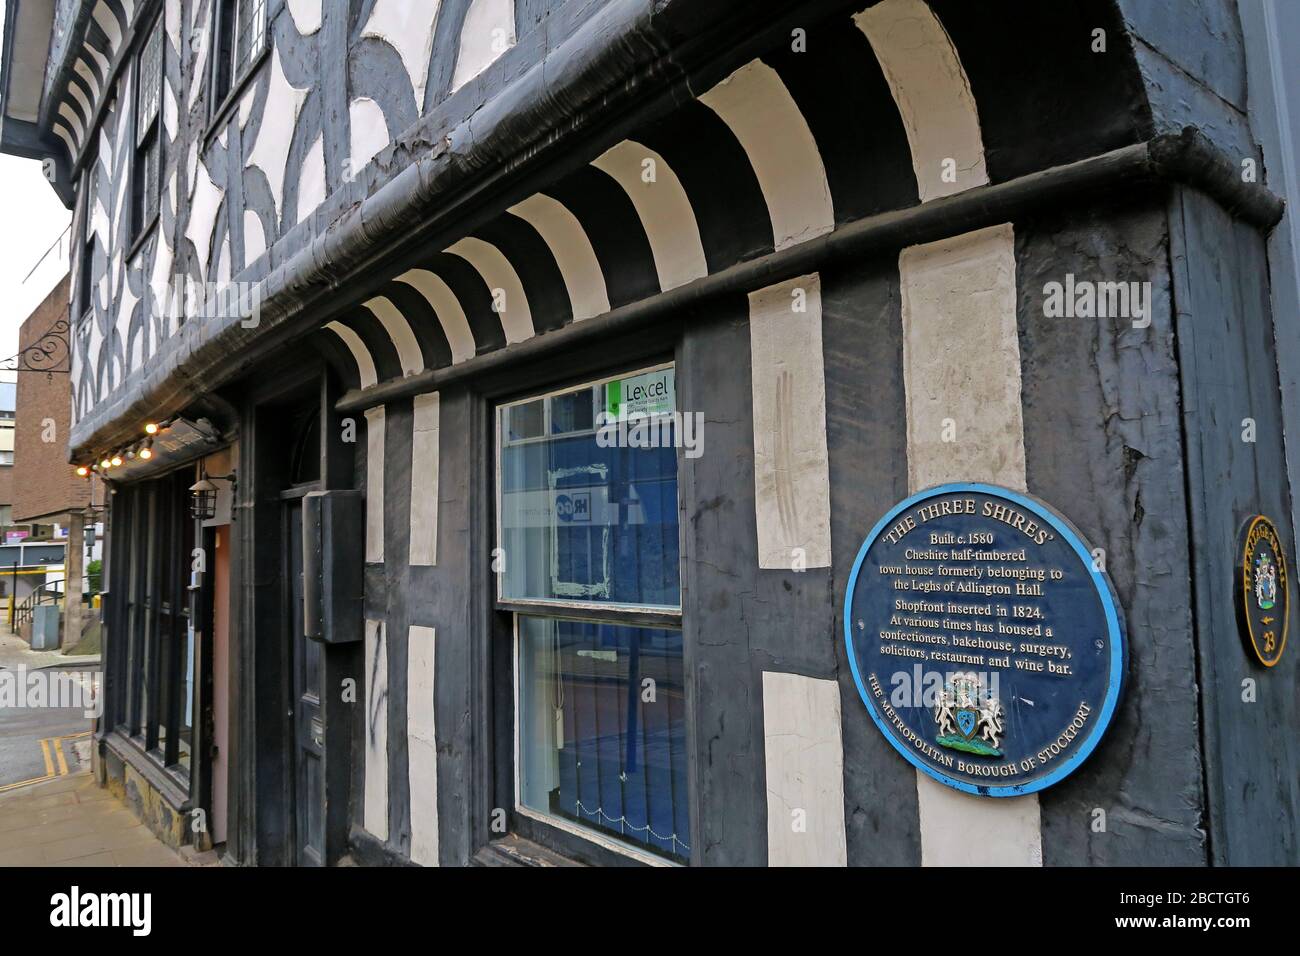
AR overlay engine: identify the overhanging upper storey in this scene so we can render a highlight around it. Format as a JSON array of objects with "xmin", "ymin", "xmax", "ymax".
[{"xmin": 0, "ymin": 1, "xmax": 1284, "ymax": 465}]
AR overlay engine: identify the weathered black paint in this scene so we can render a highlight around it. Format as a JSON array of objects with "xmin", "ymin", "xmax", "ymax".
[
  {"xmin": 822, "ymin": 254, "xmax": 918, "ymax": 865},
  {"xmin": 1168, "ymin": 187, "xmax": 1300, "ymax": 865},
  {"xmin": 1015, "ymin": 195, "xmax": 1205, "ymax": 864}
]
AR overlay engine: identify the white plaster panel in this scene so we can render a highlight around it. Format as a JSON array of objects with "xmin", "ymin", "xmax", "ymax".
[
  {"xmin": 591, "ymin": 140, "xmax": 707, "ymax": 291},
  {"xmin": 53, "ymin": 124, "xmax": 78, "ymax": 158},
  {"xmin": 216, "ymin": 236, "xmax": 231, "ymax": 285},
  {"xmin": 407, "ymin": 625, "xmax": 438, "ymax": 865},
  {"xmin": 362, "ymin": 0, "xmax": 440, "ymax": 107},
  {"xmin": 325, "ymin": 321, "xmax": 378, "ymax": 388},
  {"xmin": 148, "ymin": 232, "xmax": 174, "ymax": 337},
  {"xmin": 238, "ymin": 87, "xmax": 257, "ymax": 130},
  {"xmin": 395, "ymin": 268, "xmax": 477, "ymax": 363},
  {"xmin": 763, "ymin": 671, "xmax": 847, "ymax": 866},
  {"xmin": 187, "ymin": 16, "xmax": 208, "ymax": 109},
  {"xmin": 348, "ymin": 96, "xmax": 390, "ymax": 171},
  {"xmin": 296, "ymin": 133, "xmax": 326, "ymax": 230},
  {"xmin": 66, "ymin": 79, "xmax": 93, "ymax": 127},
  {"xmin": 245, "ymin": 46, "xmax": 310, "ymax": 225},
  {"xmin": 899, "ymin": 223, "xmax": 1025, "ymax": 492},
  {"xmin": 83, "ymin": 42, "xmax": 110, "ymax": 82},
  {"xmin": 451, "ymin": 0, "xmax": 515, "ymax": 91},
  {"xmin": 92, "ymin": 2, "xmax": 123, "ymax": 51},
  {"xmin": 445, "ymin": 236, "xmax": 534, "ymax": 343},
  {"xmin": 409, "ymin": 392, "xmax": 440, "ymax": 567},
  {"xmin": 507, "ymin": 194, "xmax": 609, "ymax": 320},
  {"xmin": 899, "ymin": 221, "xmax": 1041, "ymax": 866},
  {"xmin": 57, "ymin": 102, "xmax": 85, "ymax": 142},
  {"xmin": 699, "ymin": 60, "xmax": 834, "ymax": 250},
  {"xmin": 915, "ymin": 778, "xmax": 1043, "ymax": 866},
  {"xmin": 185, "ymin": 158, "xmax": 224, "ymax": 283},
  {"xmin": 163, "ymin": 79, "xmax": 178, "ymax": 140},
  {"xmin": 116, "ymin": 273, "xmax": 139, "ymax": 368},
  {"xmin": 364, "ymin": 295, "xmax": 425, "ymax": 375},
  {"xmin": 365, "ymin": 406, "xmax": 386, "ymax": 564},
  {"xmin": 185, "ymin": 139, "xmax": 197, "ymax": 199},
  {"xmin": 287, "ymin": 0, "xmax": 323, "ymax": 35},
  {"xmin": 856, "ymin": 0, "xmax": 989, "ymax": 202},
  {"xmin": 364, "ymin": 618, "xmax": 389, "ymax": 841},
  {"xmin": 165, "ymin": 0, "xmax": 181, "ymax": 52},
  {"xmin": 73, "ymin": 60, "xmax": 101, "ymax": 102},
  {"xmin": 748, "ymin": 273, "xmax": 832, "ymax": 569},
  {"xmin": 243, "ymin": 209, "xmax": 267, "ymax": 267}
]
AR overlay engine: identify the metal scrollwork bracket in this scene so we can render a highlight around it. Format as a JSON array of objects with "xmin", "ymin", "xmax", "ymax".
[{"xmin": 1, "ymin": 318, "xmax": 71, "ymax": 378}]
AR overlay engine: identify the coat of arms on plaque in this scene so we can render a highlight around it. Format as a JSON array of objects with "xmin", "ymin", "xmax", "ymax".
[
  {"xmin": 1238, "ymin": 515, "xmax": 1290, "ymax": 667},
  {"xmin": 934, "ymin": 672, "xmax": 1004, "ymax": 757}
]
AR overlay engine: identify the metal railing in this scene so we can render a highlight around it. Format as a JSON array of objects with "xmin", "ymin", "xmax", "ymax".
[{"xmin": 11, "ymin": 576, "xmax": 92, "ymax": 629}]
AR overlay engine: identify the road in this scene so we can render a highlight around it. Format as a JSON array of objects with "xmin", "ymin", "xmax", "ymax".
[{"xmin": 0, "ymin": 665, "xmax": 98, "ymax": 790}]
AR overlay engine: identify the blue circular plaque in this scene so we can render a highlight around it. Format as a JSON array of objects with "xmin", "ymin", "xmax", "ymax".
[{"xmin": 844, "ymin": 483, "xmax": 1126, "ymax": 797}]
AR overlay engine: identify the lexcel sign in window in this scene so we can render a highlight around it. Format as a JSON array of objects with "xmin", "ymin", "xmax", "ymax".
[{"xmin": 497, "ymin": 365, "xmax": 689, "ymax": 863}]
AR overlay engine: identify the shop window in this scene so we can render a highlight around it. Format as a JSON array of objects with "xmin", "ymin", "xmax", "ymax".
[
  {"xmin": 131, "ymin": 17, "xmax": 163, "ymax": 241},
  {"xmin": 497, "ymin": 365, "xmax": 689, "ymax": 864},
  {"xmin": 108, "ymin": 471, "xmax": 196, "ymax": 788}
]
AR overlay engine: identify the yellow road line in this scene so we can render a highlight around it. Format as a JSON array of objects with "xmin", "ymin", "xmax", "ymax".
[
  {"xmin": 0, "ymin": 771, "xmax": 56, "ymax": 793},
  {"xmin": 54, "ymin": 737, "xmax": 69, "ymax": 776},
  {"xmin": 0, "ymin": 731, "xmax": 92, "ymax": 793}
]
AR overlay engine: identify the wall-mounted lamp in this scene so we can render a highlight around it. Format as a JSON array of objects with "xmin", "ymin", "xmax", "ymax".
[{"xmin": 190, "ymin": 467, "xmax": 236, "ymax": 521}]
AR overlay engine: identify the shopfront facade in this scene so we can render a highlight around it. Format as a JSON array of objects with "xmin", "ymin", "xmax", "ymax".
[{"xmin": 4, "ymin": 0, "xmax": 1298, "ymax": 866}]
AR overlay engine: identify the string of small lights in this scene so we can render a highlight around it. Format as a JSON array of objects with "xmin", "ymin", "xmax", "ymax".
[{"xmin": 73, "ymin": 421, "xmax": 163, "ymax": 478}]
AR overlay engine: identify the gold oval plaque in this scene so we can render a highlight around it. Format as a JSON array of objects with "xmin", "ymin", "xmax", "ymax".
[{"xmin": 1237, "ymin": 515, "xmax": 1290, "ymax": 668}]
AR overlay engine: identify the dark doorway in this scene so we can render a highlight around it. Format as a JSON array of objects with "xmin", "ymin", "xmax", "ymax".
[{"xmin": 237, "ymin": 363, "xmax": 358, "ymax": 867}]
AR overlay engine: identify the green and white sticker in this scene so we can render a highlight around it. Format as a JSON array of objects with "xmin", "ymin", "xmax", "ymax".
[{"xmin": 606, "ymin": 368, "xmax": 675, "ymax": 420}]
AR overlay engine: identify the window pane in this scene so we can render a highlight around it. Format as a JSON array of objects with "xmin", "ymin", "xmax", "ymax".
[
  {"xmin": 498, "ymin": 368, "xmax": 680, "ymax": 608},
  {"xmin": 136, "ymin": 21, "xmax": 163, "ymax": 144},
  {"xmin": 518, "ymin": 616, "xmax": 690, "ymax": 863},
  {"xmin": 136, "ymin": 131, "xmax": 160, "ymax": 229},
  {"xmin": 235, "ymin": 0, "xmax": 266, "ymax": 76},
  {"xmin": 178, "ymin": 621, "xmax": 194, "ymax": 771}
]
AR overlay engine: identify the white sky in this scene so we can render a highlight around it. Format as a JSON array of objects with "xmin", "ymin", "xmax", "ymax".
[{"xmin": 0, "ymin": 0, "xmax": 74, "ymax": 368}]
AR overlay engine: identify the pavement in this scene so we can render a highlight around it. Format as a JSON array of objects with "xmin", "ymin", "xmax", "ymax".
[
  {"xmin": 0, "ymin": 772, "xmax": 192, "ymax": 867},
  {"xmin": 0, "ymin": 627, "xmax": 221, "ymax": 867},
  {"xmin": 0, "ymin": 625, "xmax": 100, "ymax": 672}
]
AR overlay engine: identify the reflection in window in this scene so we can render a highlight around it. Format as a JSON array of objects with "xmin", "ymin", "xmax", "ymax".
[
  {"xmin": 498, "ymin": 371, "xmax": 680, "ymax": 609},
  {"xmin": 518, "ymin": 616, "xmax": 689, "ymax": 863}
]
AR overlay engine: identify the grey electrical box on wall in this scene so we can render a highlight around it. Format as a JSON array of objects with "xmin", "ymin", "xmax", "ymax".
[{"xmin": 302, "ymin": 490, "xmax": 364, "ymax": 644}]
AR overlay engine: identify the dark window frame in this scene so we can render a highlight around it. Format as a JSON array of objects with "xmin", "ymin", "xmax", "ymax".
[
  {"xmin": 108, "ymin": 470, "xmax": 198, "ymax": 794},
  {"xmin": 206, "ymin": 0, "xmax": 270, "ymax": 135},
  {"xmin": 130, "ymin": 14, "xmax": 165, "ymax": 248},
  {"xmin": 76, "ymin": 158, "xmax": 97, "ymax": 321}
]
